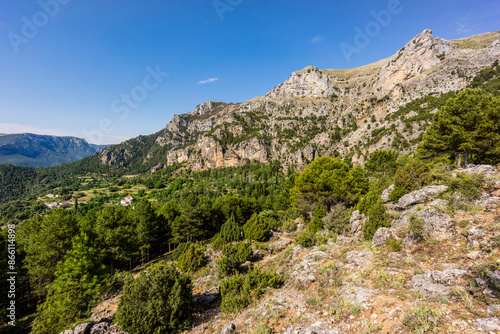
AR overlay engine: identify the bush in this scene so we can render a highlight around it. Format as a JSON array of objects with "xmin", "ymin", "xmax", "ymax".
[
  {"xmin": 243, "ymin": 213, "xmax": 271, "ymax": 241},
  {"xmin": 324, "ymin": 203, "xmax": 351, "ymax": 235},
  {"xmin": 409, "ymin": 216, "xmax": 426, "ymax": 242},
  {"xmin": 295, "ymin": 230, "xmax": 315, "ymax": 248},
  {"xmin": 390, "ymin": 160, "xmax": 431, "ymax": 202},
  {"xmin": 403, "ymin": 304, "xmax": 440, "ymax": 333},
  {"xmin": 173, "ymin": 242, "xmax": 192, "ymax": 261},
  {"xmin": 308, "ymin": 203, "xmax": 326, "ymax": 234},
  {"xmin": 362, "ymin": 196, "xmax": 390, "ymax": 241},
  {"xmin": 216, "ymin": 242, "xmax": 254, "ymax": 278},
  {"xmin": 116, "ymin": 263, "xmax": 192, "ymax": 334},
  {"xmin": 177, "ymin": 243, "xmax": 206, "ymax": 273},
  {"xmin": 219, "ymin": 214, "xmax": 243, "ymax": 244},
  {"xmin": 447, "ymin": 172, "xmax": 483, "ymax": 208},
  {"xmin": 282, "ymin": 219, "xmax": 297, "ymax": 232},
  {"xmin": 220, "ymin": 268, "xmax": 282, "ymax": 313}
]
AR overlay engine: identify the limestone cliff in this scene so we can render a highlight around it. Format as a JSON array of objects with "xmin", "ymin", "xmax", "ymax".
[{"xmin": 98, "ymin": 29, "xmax": 500, "ymax": 172}]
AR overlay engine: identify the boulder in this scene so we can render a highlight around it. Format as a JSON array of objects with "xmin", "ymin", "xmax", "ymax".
[
  {"xmin": 90, "ymin": 322, "xmax": 110, "ymax": 334},
  {"xmin": 371, "ymin": 227, "xmax": 398, "ymax": 248},
  {"xmin": 221, "ymin": 323, "xmax": 236, "ymax": 334},
  {"xmin": 349, "ymin": 210, "xmax": 366, "ymax": 239},
  {"xmin": 338, "ymin": 284, "xmax": 377, "ymax": 307},
  {"xmin": 381, "ymin": 184, "xmax": 394, "ymax": 203},
  {"xmin": 336, "ymin": 236, "xmax": 355, "ymax": 245},
  {"xmin": 419, "ymin": 208, "xmax": 456, "ymax": 241},
  {"xmin": 344, "ymin": 251, "xmax": 373, "ymax": 271},
  {"xmin": 495, "ymin": 181, "xmax": 500, "ymax": 189},
  {"xmin": 453, "ymin": 164, "xmax": 498, "ymax": 177},
  {"xmin": 472, "ymin": 318, "xmax": 500, "ymax": 332},
  {"xmin": 487, "ymin": 305, "xmax": 500, "ymax": 317},
  {"xmin": 409, "ymin": 268, "xmax": 466, "ymax": 298},
  {"xmin": 398, "ymin": 185, "xmax": 448, "ymax": 209},
  {"xmin": 74, "ymin": 323, "xmax": 92, "ymax": 334}
]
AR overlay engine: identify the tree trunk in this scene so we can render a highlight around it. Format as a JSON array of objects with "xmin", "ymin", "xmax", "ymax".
[
  {"xmin": 464, "ymin": 151, "xmax": 470, "ymax": 167},
  {"xmin": 456, "ymin": 153, "xmax": 463, "ymax": 168}
]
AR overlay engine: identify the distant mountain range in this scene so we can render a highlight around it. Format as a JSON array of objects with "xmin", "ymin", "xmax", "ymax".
[{"xmin": 0, "ymin": 133, "xmax": 108, "ymax": 167}]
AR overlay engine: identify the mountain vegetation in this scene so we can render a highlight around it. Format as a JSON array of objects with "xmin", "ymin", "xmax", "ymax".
[
  {"xmin": 0, "ymin": 30, "xmax": 499, "ymax": 334},
  {"xmin": 0, "ymin": 133, "xmax": 106, "ymax": 168}
]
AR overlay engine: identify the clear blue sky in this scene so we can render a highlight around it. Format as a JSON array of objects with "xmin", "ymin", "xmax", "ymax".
[{"xmin": 0, "ymin": 0, "xmax": 498, "ymax": 144}]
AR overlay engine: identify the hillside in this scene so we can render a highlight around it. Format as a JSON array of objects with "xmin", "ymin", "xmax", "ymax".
[
  {"xmin": 94, "ymin": 29, "xmax": 499, "ymax": 172},
  {"xmin": 0, "ymin": 133, "xmax": 107, "ymax": 168},
  {"xmin": 1, "ymin": 29, "xmax": 500, "ymax": 334}
]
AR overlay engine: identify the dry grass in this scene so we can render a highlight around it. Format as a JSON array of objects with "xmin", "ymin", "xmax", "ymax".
[
  {"xmin": 451, "ymin": 31, "xmax": 500, "ymax": 49},
  {"xmin": 320, "ymin": 57, "xmax": 390, "ymax": 78}
]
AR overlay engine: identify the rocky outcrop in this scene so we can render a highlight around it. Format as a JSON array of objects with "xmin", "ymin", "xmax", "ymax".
[
  {"xmin": 59, "ymin": 321, "xmax": 127, "ymax": 334},
  {"xmin": 397, "ymin": 185, "xmax": 448, "ymax": 209},
  {"xmin": 419, "ymin": 208, "xmax": 456, "ymax": 241},
  {"xmin": 349, "ymin": 210, "xmax": 366, "ymax": 239},
  {"xmin": 472, "ymin": 318, "xmax": 500, "ymax": 332},
  {"xmin": 381, "ymin": 184, "xmax": 394, "ymax": 203},
  {"xmin": 409, "ymin": 268, "xmax": 466, "ymax": 298},
  {"xmin": 371, "ymin": 227, "xmax": 398, "ymax": 248}
]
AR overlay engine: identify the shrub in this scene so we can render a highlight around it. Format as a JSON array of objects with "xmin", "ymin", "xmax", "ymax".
[
  {"xmin": 282, "ymin": 219, "xmax": 297, "ymax": 232},
  {"xmin": 217, "ymin": 242, "xmax": 254, "ymax": 278},
  {"xmin": 308, "ymin": 203, "xmax": 326, "ymax": 234},
  {"xmin": 447, "ymin": 173, "xmax": 483, "ymax": 210},
  {"xmin": 324, "ymin": 203, "xmax": 351, "ymax": 235},
  {"xmin": 362, "ymin": 196, "xmax": 390, "ymax": 241},
  {"xmin": 116, "ymin": 263, "xmax": 192, "ymax": 334},
  {"xmin": 389, "ymin": 238, "xmax": 402, "ymax": 252},
  {"xmin": 218, "ymin": 214, "xmax": 243, "ymax": 245},
  {"xmin": 409, "ymin": 216, "xmax": 426, "ymax": 242},
  {"xmin": 173, "ymin": 242, "xmax": 192, "ymax": 261},
  {"xmin": 390, "ymin": 160, "xmax": 431, "ymax": 202},
  {"xmin": 243, "ymin": 213, "xmax": 271, "ymax": 242},
  {"xmin": 220, "ymin": 268, "xmax": 282, "ymax": 313},
  {"xmin": 177, "ymin": 243, "xmax": 206, "ymax": 273},
  {"xmin": 295, "ymin": 230, "xmax": 315, "ymax": 248},
  {"xmin": 403, "ymin": 304, "xmax": 440, "ymax": 333}
]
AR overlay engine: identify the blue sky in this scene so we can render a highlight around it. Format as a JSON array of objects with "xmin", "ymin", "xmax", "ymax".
[{"xmin": 0, "ymin": 0, "xmax": 498, "ymax": 144}]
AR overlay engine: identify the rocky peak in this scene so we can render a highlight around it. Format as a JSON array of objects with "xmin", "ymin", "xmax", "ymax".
[
  {"xmin": 375, "ymin": 29, "xmax": 456, "ymax": 91},
  {"xmin": 191, "ymin": 100, "xmax": 214, "ymax": 116},
  {"xmin": 267, "ymin": 65, "xmax": 336, "ymax": 100}
]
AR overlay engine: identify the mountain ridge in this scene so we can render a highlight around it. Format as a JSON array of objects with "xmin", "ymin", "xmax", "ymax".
[
  {"xmin": 95, "ymin": 29, "xmax": 499, "ymax": 173},
  {"xmin": 0, "ymin": 133, "xmax": 108, "ymax": 168}
]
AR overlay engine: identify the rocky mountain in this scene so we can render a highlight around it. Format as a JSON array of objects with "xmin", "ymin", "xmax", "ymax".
[
  {"xmin": 0, "ymin": 133, "xmax": 107, "ymax": 168},
  {"xmin": 96, "ymin": 29, "xmax": 500, "ymax": 173}
]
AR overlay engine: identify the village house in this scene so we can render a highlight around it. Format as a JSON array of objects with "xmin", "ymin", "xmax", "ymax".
[{"xmin": 120, "ymin": 196, "xmax": 134, "ymax": 206}]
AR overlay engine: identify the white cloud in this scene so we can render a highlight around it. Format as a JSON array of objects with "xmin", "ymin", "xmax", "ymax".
[
  {"xmin": 196, "ymin": 77, "xmax": 219, "ymax": 85},
  {"xmin": 456, "ymin": 22, "xmax": 478, "ymax": 35},
  {"xmin": 310, "ymin": 36, "xmax": 324, "ymax": 43}
]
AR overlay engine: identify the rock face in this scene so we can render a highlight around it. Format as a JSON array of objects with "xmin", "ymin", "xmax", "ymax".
[
  {"xmin": 371, "ymin": 227, "xmax": 398, "ymax": 248},
  {"xmin": 397, "ymin": 185, "xmax": 448, "ymax": 209},
  {"xmin": 409, "ymin": 268, "xmax": 466, "ymax": 298},
  {"xmin": 381, "ymin": 184, "xmax": 394, "ymax": 203},
  {"xmin": 419, "ymin": 208, "xmax": 456, "ymax": 241},
  {"xmin": 349, "ymin": 210, "xmax": 366, "ymax": 239},
  {"xmin": 95, "ymin": 30, "xmax": 500, "ymax": 173}
]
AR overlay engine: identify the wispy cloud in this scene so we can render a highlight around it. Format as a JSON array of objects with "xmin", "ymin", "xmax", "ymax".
[
  {"xmin": 456, "ymin": 22, "xmax": 478, "ymax": 35},
  {"xmin": 196, "ymin": 77, "xmax": 219, "ymax": 85},
  {"xmin": 310, "ymin": 36, "xmax": 324, "ymax": 43}
]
